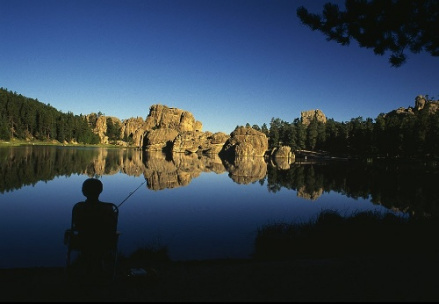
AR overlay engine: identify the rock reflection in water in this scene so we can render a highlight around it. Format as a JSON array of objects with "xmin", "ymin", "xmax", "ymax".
[
  {"xmin": 0, "ymin": 146, "xmax": 265, "ymax": 192},
  {"xmin": 143, "ymin": 151, "xmax": 227, "ymax": 190},
  {"xmin": 1, "ymin": 146, "xmax": 438, "ymax": 218},
  {"xmin": 223, "ymin": 157, "xmax": 267, "ymax": 185}
]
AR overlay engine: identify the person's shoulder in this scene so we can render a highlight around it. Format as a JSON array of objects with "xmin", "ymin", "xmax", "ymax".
[
  {"xmin": 73, "ymin": 201, "xmax": 86, "ymax": 208},
  {"xmin": 101, "ymin": 201, "xmax": 118, "ymax": 209}
]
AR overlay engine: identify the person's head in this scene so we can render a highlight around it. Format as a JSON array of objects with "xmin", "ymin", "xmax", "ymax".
[{"xmin": 82, "ymin": 178, "xmax": 103, "ymax": 200}]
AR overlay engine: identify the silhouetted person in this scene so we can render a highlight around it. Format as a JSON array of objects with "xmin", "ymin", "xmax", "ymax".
[{"xmin": 70, "ymin": 178, "xmax": 119, "ymax": 279}]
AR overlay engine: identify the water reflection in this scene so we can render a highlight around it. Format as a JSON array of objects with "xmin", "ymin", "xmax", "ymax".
[{"xmin": 0, "ymin": 145, "xmax": 438, "ymax": 218}]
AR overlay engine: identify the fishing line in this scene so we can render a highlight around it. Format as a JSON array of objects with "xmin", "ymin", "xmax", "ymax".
[{"xmin": 117, "ymin": 180, "xmax": 147, "ymax": 208}]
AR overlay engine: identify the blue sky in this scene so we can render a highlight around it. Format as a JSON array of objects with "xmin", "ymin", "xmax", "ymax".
[{"xmin": 1, "ymin": 0, "xmax": 438, "ymax": 134}]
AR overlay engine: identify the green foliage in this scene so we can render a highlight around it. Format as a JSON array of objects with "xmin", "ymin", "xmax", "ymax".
[
  {"xmin": 251, "ymin": 124, "xmax": 261, "ymax": 131},
  {"xmin": 106, "ymin": 117, "xmax": 122, "ymax": 142},
  {"xmin": 297, "ymin": 0, "xmax": 439, "ymax": 67},
  {"xmin": 260, "ymin": 123, "xmax": 269, "ymax": 136},
  {"xmin": 265, "ymin": 107, "xmax": 439, "ymax": 159},
  {"xmin": 2, "ymin": 87, "xmax": 439, "ymax": 159},
  {"xmin": 0, "ymin": 88, "xmax": 100, "ymax": 144}
]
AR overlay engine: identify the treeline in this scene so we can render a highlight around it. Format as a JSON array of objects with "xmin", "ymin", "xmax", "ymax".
[
  {"xmin": 3, "ymin": 87, "xmax": 439, "ymax": 159},
  {"xmin": 249, "ymin": 103, "xmax": 439, "ymax": 159},
  {"xmin": 0, "ymin": 88, "xmax": 100, "ymax": 144},
  {"xmin": 265, "ymin": 160, "xmax": 439, "ymax": 218}
]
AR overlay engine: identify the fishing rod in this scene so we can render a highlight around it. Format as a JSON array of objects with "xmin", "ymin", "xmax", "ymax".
[{"xmin": 117, "ymin": 180, "xmax": 147, "ymax": 208}]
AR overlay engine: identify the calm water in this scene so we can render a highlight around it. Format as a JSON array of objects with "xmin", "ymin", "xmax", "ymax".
[{"xmin": 2, "ymin": 145, "xmax": 435, "ymax": 269}]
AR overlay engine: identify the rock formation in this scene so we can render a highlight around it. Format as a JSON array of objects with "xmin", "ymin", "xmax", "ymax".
[
  {"xmin": 220, "ymin": 126, "xmax": 269, "ymax": 159},
  {"xmin": 121, "ymin": 117, "xmax": 148, "ymax": 148},
  {"xmin": 301, "ymin": 109, "xmax": 327, "ymax": 126},
  {"xmin": 415, "ymin": 95, "xmax": 427, "ymax": 111},
  {"xmin": 144, "ymin": 104, "xmax": 202, "ymax": 132},
  {"xmin": 386, "ymin": 95, "xmax": 439, "ymax": 117},
  {"xmin": 271, "ymin": 146, "xmax": 295, "ymax": 170},
  {"xmin": 85, "ymin": 114, "xmax": 123, "ymax": 145},
  {"xmin": 172, "ymin": 131, "xmax": 229, "ymax": 154},
  {"xmin": 144, "ymin": 128, "xmax": 179, "ymax": 152}
]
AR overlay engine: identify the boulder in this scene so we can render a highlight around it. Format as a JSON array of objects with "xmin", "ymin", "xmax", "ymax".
[
  {"xmin": 271, "ymin": 146, "xmax": 295, "ymax": 170},
  {"xmin": 272, "ymin": 146, "xmax": 294, "ymax": 158},
  {"xmin": 221, "ymin": 126, "xmax": 268, "ymax": 158}
]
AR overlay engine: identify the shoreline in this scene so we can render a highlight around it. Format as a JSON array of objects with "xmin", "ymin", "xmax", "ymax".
[{"xmin": 1, "ymin": 254, "xmax": 438, "ymax": 301}]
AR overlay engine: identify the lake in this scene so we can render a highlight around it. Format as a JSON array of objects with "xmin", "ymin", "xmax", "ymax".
[{"xmin": 1, "ymin": 145, "xmax": 435, "ymax": 269}]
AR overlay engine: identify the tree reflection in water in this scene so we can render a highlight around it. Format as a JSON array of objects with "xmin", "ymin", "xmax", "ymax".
[{"xmin": 0, "ymin": 145, "xmax": 437, "ymax": 218}]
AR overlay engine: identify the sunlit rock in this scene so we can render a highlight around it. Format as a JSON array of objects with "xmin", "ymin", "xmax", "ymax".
[
  {"xmin": 144, "ymin": 104, "xmax": 202, "ymax": 132},
  {"xmin": 221, "ymin": 126, "xmax": 268, "ymax": 159},
  {"xmin": 144, "ymin": 128, "xmax": 179, "ymax": 151},
  {"xmin": 301, "ymin": 109, "xmax": 327, "ymax": 126}
]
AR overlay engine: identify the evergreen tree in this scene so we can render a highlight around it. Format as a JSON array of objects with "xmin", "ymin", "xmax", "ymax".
[
  {"xmin": 297, "ymin": 0, "xmax": 439, "ymax": 67},
  {"xmin": 294, "ymin": 118, "xmax": 306, "ymax": 150},
  {"xmin": 306, "ymin": 118, "xmax": 318, "ymax": 150}
]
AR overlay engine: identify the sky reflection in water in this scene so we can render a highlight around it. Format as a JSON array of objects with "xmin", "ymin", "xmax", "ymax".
[{"xmin": 0, "ymin": 170, "xmax": 390, "ymax": 269}]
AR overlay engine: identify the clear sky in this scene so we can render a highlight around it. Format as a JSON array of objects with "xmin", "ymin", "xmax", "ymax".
[{"xmin": 1, "ymin": 0, "xmax": 438, "ymax": 134}]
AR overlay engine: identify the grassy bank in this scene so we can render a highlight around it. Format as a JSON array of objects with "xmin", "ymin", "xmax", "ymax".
[{"xmin": 0, "ymin": 138, "xmax": 134, "ymax": 149}]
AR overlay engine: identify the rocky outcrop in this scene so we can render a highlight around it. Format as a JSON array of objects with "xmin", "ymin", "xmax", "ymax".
[
  {"xmin": 301, "ymin": 109, "xmax": 327, "ymax": 126},
  {"xmin": 272, "ymin": 146, "xmax": 294, "ymax": 159},
  {"xmin": 422, "ymin": 100, "xmax": 439, "ymax": 115},
  {"xmin": 172, "ymin": 131, "xmax": 229, "ymax": 154},
  {"xmin": 386, "ymin": 95, "xmax": 439, "ymax": 117},
  {"xmin": 415, "ymin": 95, "xmax": 427, "ymax": 110},
  {"xmin": 121, "ymin": 117, "xmax": 148, "ymax": 148},
  {"xmin": 200, "ymin": 132, "xmax": 230, "ymax": 154},
  {"xmin": 85, "ymin": 114, "xmax": 123, "ymax": 145},
  {"xmin": 220, "ymin": 126, "xmax": 268, "ymax": 159},
  {"xmin": 144, "ymin": 104, "xmax": 202, "ymax": 132},
  {"xmin": 271, "ymin": 146, "xmax": 295, "ymax": 170},
  {"xmin": 144, "ymin": 128, "xmax": 179, "ymax": 152},
  {"xmin": 172, "ymin": 131, "xmax": 202, "ymax": 153}
]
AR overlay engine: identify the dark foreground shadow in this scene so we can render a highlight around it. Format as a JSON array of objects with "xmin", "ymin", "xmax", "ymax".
[{"xmin": 1, "ymin": 210, "xmax": 439, "ymax": 301}]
